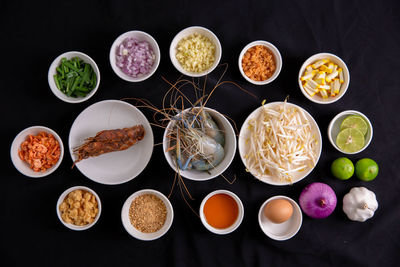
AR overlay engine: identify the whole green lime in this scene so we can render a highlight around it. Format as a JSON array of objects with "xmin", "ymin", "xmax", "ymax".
[
  {"xmin": 355, "ymin": 158, "xmax": 379, "ymax": 181},
  {"xmin": 331, "ymin": 157, "xmax": 354, "ymax": 180}
]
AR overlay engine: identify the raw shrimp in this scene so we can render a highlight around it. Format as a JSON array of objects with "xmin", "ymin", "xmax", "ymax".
[{"xmin": 167, "ymin": 108, "xmax": 225, "ymax": 172}]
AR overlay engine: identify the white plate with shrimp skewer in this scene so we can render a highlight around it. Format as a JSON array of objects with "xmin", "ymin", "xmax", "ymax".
[
  {"xmin": 238, "ymin": 101, "xmax": 322, "ymax": 185},
  {"xmin": 69, "ymin": 100, "xmax": 154, "ymax": 185}
]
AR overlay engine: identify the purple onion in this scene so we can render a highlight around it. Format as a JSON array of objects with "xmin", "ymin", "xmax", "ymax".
[
  {"xmin": 115, "ymin": 37, "xmax": 155, "ymax": 78},
  {"xmin": 299, "ymin": 182, "xmax": 337, "ymax": 219}
]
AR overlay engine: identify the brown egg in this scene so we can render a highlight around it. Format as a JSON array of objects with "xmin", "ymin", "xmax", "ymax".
[{"xmin": 264, "ymin": 198, "xmax": 293, "ymax": 223}]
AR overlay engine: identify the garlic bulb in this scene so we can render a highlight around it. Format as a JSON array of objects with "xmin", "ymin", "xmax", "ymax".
[{"xmin": 343, "ymin": 187, "xmax": 378, "ymax": 222}]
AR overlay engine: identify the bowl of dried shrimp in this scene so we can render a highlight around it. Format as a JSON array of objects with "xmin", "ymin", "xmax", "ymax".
[
  {"xmin": 10, "ymin": 126, "xmax": 64, "ymax": 178},
  {"xmin": 238, "ymin": 101, "xmax": 322, "ymax": 185},
  {"xmin": 163, "ymin": 107, "xmax": 236, "ymax": 181}
]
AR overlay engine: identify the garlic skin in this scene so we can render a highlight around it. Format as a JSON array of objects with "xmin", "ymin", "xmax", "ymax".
[{"xmin": 343, "ymin": 187, "xmax": 378, "ymax": 222}]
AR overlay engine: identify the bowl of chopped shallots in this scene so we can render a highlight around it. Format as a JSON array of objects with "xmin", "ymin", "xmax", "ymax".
[
  {"xmin": 298, "ymin": 53, "xmax": 350, "ymax": 104},
  {"xmin": 239, "ymin": 40, "xmax": 282, "ymax": 85},
  {"xmin": 10, "ymin": 126, "xmax": 64, "ymax": 178},
  {"xmin": 110, "ymin": 30, "xmax": 160, "ymax": 82}
]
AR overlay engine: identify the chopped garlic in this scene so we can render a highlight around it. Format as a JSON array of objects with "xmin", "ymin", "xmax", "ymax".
[{"xmin": 176, "ymin": 33, "xmax": 216, "ymax": 73}]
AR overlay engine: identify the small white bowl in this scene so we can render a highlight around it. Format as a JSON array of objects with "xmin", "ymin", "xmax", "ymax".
[
  {"xmin": 328, "ymin": 110, "xmax": 373, "ymax": 154},
  {"xmin": 298, "ymin": 53, "xmax": 350, "ymax": 104},
  {"xmin": 258, "ymin": 196, "xmax": 302, "ymax": 241},
  {"xmin": 56, "ymin": 186, "xmax": 102, "ymax": 231},
  {"xmin": 121, "ymin": 189, "xmax": 174, "ymax": 241},
  {"xmin": 238, "ymin": 102, "xmax": 322, "ymax": 185},
  {"xmin": 200, "ymin": 190, "xmax": 244, "ymax": 235},
  {"xmin": 169, "ymin": 26, "xmax": 222, "ymax": 77},
  {"xmin": 162, "ymin": 107, "xmax": 237, "ymax": 181},
  {"xmin": 48, "ymin": 51, "xmax": 100, "ymax": 103},
  {"xmin": 109, "ymin": 30, "xmax": 160, "ymax": 82},
  {"xmin": 238, "ymin": 40, "xmax": 282, "ymax": 85},
  {"xmin": 10, "ymin": 126, "xmax": 64, "ymax": 178}
]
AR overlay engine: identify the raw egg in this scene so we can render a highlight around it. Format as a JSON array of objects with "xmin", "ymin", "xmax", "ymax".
[{"xmin": 264, "ymin": 198, "xmax": 293, "ymax": 223}]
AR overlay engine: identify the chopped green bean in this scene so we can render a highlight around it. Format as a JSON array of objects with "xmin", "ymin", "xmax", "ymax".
[{"xmin": 54, "ymin": 56, "xmax": 97, "ymax": 98}]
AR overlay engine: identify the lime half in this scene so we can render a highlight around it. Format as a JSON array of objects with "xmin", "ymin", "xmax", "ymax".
[
  {"xmin": 336, "ymin": 128, "xmax": 365, "ymax": 153},
  {"xmin": 340, "ymin": 115, "xmax": 368, "ymax": 135}
]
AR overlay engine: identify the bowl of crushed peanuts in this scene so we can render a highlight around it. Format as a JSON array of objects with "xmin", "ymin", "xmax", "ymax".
[
  {"xmin": 10, "ymin": 126, "xmax": 64, "ymax": 178},
  {"xmin": 56, "ymin": 186, "xmax": 101, "ymax": 231},
  {"xmin": 121, "ymin": 189, "xmax": 174, "ymax": 241},
  {"xmin": 239, "ymin": 40, "xmax": 282, "ymax": 85},
  {"xmin": 169, "ymin": 26, "xmax": 222, "ymax": 77}
]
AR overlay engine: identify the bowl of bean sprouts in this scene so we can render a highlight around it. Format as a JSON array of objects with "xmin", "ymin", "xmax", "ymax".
[{"xmin": 238, "ymin": 101, "xmax": 322, "ymax": 185}]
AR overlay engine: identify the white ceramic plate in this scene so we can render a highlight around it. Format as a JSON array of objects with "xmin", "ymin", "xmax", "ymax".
[
  {"xmin": 238, "ymin": 102, "xmax": 322, "ymax": 185},
  {"xmin": 121, "ymin": 189, "xmax": 174, "ymax": 241},
  {"xmin": 69, "ymin": 100, "xmax": 154, "ymax": 185}
]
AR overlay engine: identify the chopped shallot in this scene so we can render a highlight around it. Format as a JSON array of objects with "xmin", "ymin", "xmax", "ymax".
[{"xmin": 116, "ymin": 37, "xmax": 155, "ymax": 77}]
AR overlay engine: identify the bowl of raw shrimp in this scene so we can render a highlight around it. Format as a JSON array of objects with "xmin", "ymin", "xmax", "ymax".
[{"xmin": 162, "ymin": 107, "xmax": 237, "ymax": 181}]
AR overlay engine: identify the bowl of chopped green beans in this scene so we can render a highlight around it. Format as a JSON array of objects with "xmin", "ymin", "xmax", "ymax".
[{"xmin": 48, "ymin": 51, "xmax": 100, "ymax": 103}]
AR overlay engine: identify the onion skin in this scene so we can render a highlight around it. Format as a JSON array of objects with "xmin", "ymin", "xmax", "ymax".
[{"xmin": 299, "ymin": 182, "xmax": 337, "ymax": 219}]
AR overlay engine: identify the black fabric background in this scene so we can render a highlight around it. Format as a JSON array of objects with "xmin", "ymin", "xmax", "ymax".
[{"xmin": 2, "ymin": 0, "xmax": 400, "ymax": 266}]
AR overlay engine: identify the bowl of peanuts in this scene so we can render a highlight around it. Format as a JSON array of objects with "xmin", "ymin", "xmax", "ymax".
[
  {"xmin": 10, "ymin": 126, "xmax": 64, "ymax": 178},
  {"xmin": 56, "ymin": 186, "xmax": 101, "ymax": 231},
  {"xmin": 239, "ymin": 40, "xmax": 282, "ymax": 85}
]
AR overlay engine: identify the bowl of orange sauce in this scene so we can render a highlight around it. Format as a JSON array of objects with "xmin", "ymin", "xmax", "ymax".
[{"xmin": 199, "ymin": 189, "xmax": 244, "ymax": 235}]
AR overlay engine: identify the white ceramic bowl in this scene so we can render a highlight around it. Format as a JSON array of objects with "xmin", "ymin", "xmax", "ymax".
[
  {"xmin": 200, "ymin": 190, "xmax": 244, "ymax": 235},
  {"xmin": 10, "ymin": 126, "xmax": 64, "ymax": 178},
  {"xmin": 327, "ymin": 110, "xmax": 373, "ymax": 154},
  {"xmin": 48, "ymin": 51, "xmax": 100, "ymax": 103},
  {"xmin": 56, "ymin": 186, "xmax": 102, "ymax": 231},
  {"xmin": 169, "ymin": 26, "xmax": 222, "ymax": 77},
  {"xmin": 238, "ymin": 40, "xmax": 282, "ymax": 85},
  {"xmin": 298, "ymin": 53, "xmax": 350, "ymax": 104},
  {"xmin": 162, "ymin": 107, "xmax": 237, "ymax": 181},
  {"xmin": 238, "ymin": 102, "xmax": 322, "ymax": 185},
  {"xmin": 109, "ymin": 30, "xmax": 160, "ymax": 82},
  {"xmin": 258, "ymin": 195, "xmax": 302, "ymax": 241},
  {"xmin": 121, "ymin": 189, "xmax": 174, "ymax": 241}
]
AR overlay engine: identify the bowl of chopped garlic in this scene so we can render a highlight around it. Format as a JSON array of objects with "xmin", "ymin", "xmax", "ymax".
[
  {"xmin": 238, "ymin": 40, "xmax": 282, "ymax": 85},
  {"xmin": 56, "ymin": 186, "xmax": 101, "ymax": 231},
  {"xmin": 238, "ymin": 101, "xmax": 322, "ymax": 185},
  {"xmin": 298, "ymin": 53, "xmax": 350, "ymax": 104},
  {"xmin": 169, "ymin": 26, "xmax": 222, "ymax": 77}
]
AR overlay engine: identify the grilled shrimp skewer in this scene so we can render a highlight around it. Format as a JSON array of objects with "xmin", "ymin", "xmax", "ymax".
[{"xmin": 73, "ymin": 125, "xmax": 145, "ymax": 164}]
